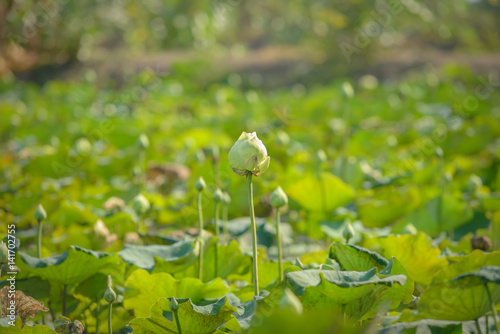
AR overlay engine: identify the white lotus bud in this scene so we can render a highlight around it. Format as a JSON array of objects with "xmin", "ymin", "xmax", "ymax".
[{"xmin": 228, "ymin": 132, "xmax": 270, "ymax": 176}]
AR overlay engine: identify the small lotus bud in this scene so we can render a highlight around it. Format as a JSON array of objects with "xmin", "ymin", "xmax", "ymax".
[
  {"xmin": 132, "ymin": 166, "xmax": 142, "ymax": 177},
  {"xmin": 104, "ymin": 286, "xmax": 117, "ymax": 303},
  {"xmin": 315, "ymin": 149, "xmax": 327, "ymax": 164},
  {"xmin": 94, "ymin": 219, "xmax": 110, "ymax": 240},
  {"xmin": 340, "ymin": 82, "xmax": 354, "ymax": 99},
  {"xmin": 205, "ymin": 145, "xmax": 220, "ymax": 162},
  {"xmin": 213, "ymin": 188, "xmax": 223, "ymax": 202},
  {"xmin": 222, "ymin": 192, "xmax": 231, "ymax": 205},
  {"xmin": 170, "ymin": 297, "xmax": 179, "ymax": 311},
  {"xmin": 104, "ymin": 275, "xmax": 117, "ymax": 303},
  {"xmin": 270, "ymin": 186, "xmax": 288, "ymax": 208},
  {"xmin": 467, "ymin": 175, "xmax": 482, "ymax": 193},
  {"xmin": 132, "ymin": 194, "xmax": 150, "ymax": 214},
  {"xmin": 137, "ymin": 134, "xmax": 150, "ymax": 149},
  {"xmin": 195, "ymin": 149, "xmax": 206, "ymax": 164},
  {"xmin": 75, "ymin": 138, "xmax": 92, "ymax": 155},
  {"xmin": 278, "ymin": 288, "xmax": 303, "ymax": 315},
  {"xmin": 228, "ymin": 132, "xmax": 270, "ymax": 177},
  {"xmin": 435, "ymin": 147, "xmax": 444, "ymax": 158},
  {"xmin": 276, "ymin": 130, "xmax": 290, "ymax": 146},
  {"xmin": 471, "ymin": 235, "xmax": 491, "ymax": 251},
  {"xmin": 194, "ymin": 177, "xmax": 206, "ymax": 192},
  {"xmin": 402, "ymin": 223, "xmax": 417, "ymax": 235},
  {"xmin": 34, "ymin": 204, "xmax": 47, "ymax": 222},
  {"xmin": 103, "ymin": 196, "xmax": 126, "ymax": 212},
  {"xmin": 0, "ymin": 241, "xmax": 9, "ymax": 263},
  {"xmin": 343, "ymin": 222, "xmax": 355, "ymax": 243}
]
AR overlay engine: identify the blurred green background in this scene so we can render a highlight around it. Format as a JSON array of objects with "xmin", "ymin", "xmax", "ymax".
[{"xmin": 1, "ymin": 0, "xmax": 499, "ymax": 85}]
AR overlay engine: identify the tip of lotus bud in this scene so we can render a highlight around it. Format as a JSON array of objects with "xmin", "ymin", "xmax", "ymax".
[
  {"xmin": 194, "ymin": 177, "xmax": 206, "ymax": 191},
  {"xmin": 342, "ymin": 222, "xmax": 355, "ymax": 242},
  {"xmin": 340, "ymin": 81, "xmax": 354, "ymax": 99},
  {"xmin": 137, "ymin": 134, "xmax": 150, "ymax": 149},
  {"xmin": 170, "ymin": 297, "xmax": 179, "ymax": 311},
  {"xmin": 34, "ymin": 203, "xmax": 47, "ymax": 222},
  {"xmin": 270, "ymin": 186, "xmax": 288, "ymax": 208},
  {"xmin": 132, "ymin": 194, "xmax": 150, "ymax": 214},
  {"xmin": 213, "ymin": 188, "xmax": 223, "ymax": 202}
]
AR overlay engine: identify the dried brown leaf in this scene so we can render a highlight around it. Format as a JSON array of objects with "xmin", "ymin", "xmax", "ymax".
[{"xmin": 0, "ymin": 285, "xmax": 49, "ymax": 327}]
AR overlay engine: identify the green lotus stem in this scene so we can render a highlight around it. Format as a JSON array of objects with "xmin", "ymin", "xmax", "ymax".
[
  {"xmin": 108, "ymin": 302, "xmax": 113, "ymax": 334},
  {"xmin": 342, "ymin": 103, "xmax": 350, "ymax": 183},
  {"xmin": 275, "ymin": 209, "xmax": 283, "ymax": 282},
  {"xmin": 95, "ymin": 303, "xmax": 100, "ymax": 334},
  {"xmin": 222, "ymin": 204, "xmax": 229, "ymax": 242},
  {"xmin": 214, "ymin": 201, "xmax": 220, "ymax": 278},
  {"xmin": 486, "ymin": 314, "xmax": 489, "ymax": 334},
  {"xmin": 37, "ymin": 220, "xmax": 43, "ymax": 258},
  {"xmin": 485, "ymin": 282, "xmax": 499, "ymax": 334},
  {"xmin": 173, "ymin": 308, "xmax": 182, "ymax": 334},
  {"xmin": 62, "ymin": 285, "xmax": 67, "ymax": 316},
  {"xmin": 247, "ymin": 174, "xmax": 259, "ymax": 297},
  {"xmin": 476, "ymin": 318, "xmax": 483, "ymax": 334},
  {"xmin": 197, "ymin": 191, "xmax": 204, "ymax": 281}
]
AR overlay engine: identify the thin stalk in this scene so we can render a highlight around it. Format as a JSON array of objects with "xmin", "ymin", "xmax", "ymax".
[
  {"xmin": 247, "ymin": 174, "xmax": 259, "ymax": 297},
  {"xmin": 139, "ymin": 150, "xmax": 146, "ymax": 191},
  {"xmin": 486, "ymin": 314, "xmax": 489, "ymax": 334},
  {"xmin": 222, "ymin": 204, "xmax": 229, "ymax": 243},
  {"xmin": 95, "ymin": 303, "xmax": 100, "ymax": 334},
  {"xmin": 137, "ymin": 213, "xmax": 143, "ymax": 234},
  {"xmin": 485, "ymin": 282, "xmax": 499, "ymax": 334},
  {"xmin": 108, "ymin": 302, "xmax": 113, "ymax": 334},
  {"xmin": 213, "ymin": 160, "xmax": 220, "ymax": 189},
  {"xmin": 342, "ymin": 103, "xmax": 350, "ymax": 182},
  {"xmin": 476, "ymin": 319, "xmax": 483, "ymax": 334},
  {"xmin": 214, "ymin": 201, "xmax": 220, "ymax": 278},
  {"xmin": 197, "ymin": 191, "xmax": 204, "ymax": 281},
  {"xmin": 316, "ymin": 167, "xmax": 327, "ymax": 222},
  {"xmin": 62, "ymin": 285, "xmax": 67, "ymax": 316},
  {"xmin": 173, "ymin": 309, "xmax": 182, "ymax": 334},
  {"xmin": 37, "ymin": 220, "xmax": 43, "ymax": 258},
  {"xmin": 276, "ymin": 210, "xmax": 283, "ymax": 282}
]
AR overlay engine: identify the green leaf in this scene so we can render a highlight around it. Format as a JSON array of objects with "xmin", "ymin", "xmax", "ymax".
[
  {"xmin": 409, "ymin": 251, "xmax": 500, "ymax": 321},
  {"xmin": 397, "ymin": 195, "xmax": 473, "ymax": 237},
  {"xmin": 287, "ymin": 172, "xmax": 355, "ymax": 212},
  {"xmin": 123, "ymin": 269, "xmax": 229, "ymax": 317},
  {"xmin": 23, "ymin": 325, "xmax": 58, "ymax": 334},
  {"xmin": 118, "ymin": 238, "xmax": 199, "ymax": 272},
  {"xmin": 362, "ymin": 233, "xmax": 447, "ymax": 285},
  {"xmin": 169, "ymin": 240, "xmax": 252, "ymax": 282},
  {"xmin": 17, "ymin": 246, "xmax": 125, "ymax": 286},
  {"xmin": 329, "ymin": 242, "xmax": 388, "ymax": 271},
  {"xmin": 357, "ymin": 187, "xmax": 421, "ymax": 227},
  {"xmin": 130, "ymin": 297, "xmax": 237, "ymax": 334},
  {"xmin": 452, "ymin": 265, "xmax": 500, "ymax": 285},
  {"xmin": 286, "ymin": 268, "xmax": 408, "ymax": 320},
  {"xmin": 379, "ymin": 319, "xmax": 473, "ymax": 334},
  {"xmin": 0, "ymin": 317, "xmax": 22, "ymax": 334}
]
